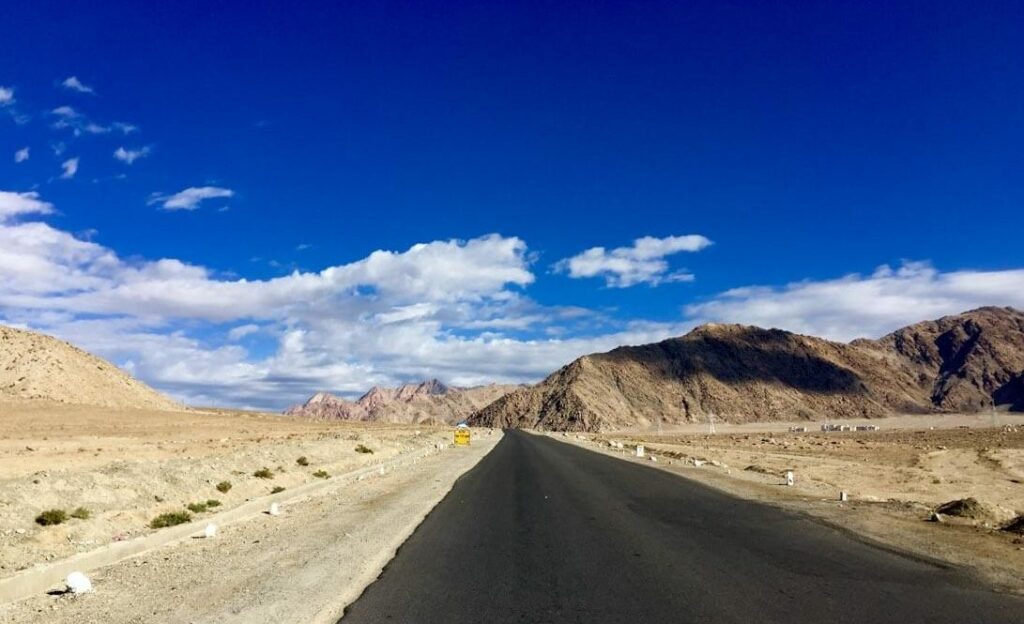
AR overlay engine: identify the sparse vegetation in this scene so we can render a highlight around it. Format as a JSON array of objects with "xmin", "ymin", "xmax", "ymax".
[
  {"xmin": 187, "ymin": 501, "xmax": 211, "ymax": 513},
  {"xmin": 150, "ymin": 511, "xmax": 192, "ymax": 529},
  {"xmin": 296, "ymin": 456, "xmax": 309, "ymax": 466},
  {"xmin": 271, "ymin": 486, "xmax": 286, "ymax": 494},
  {"xmin": 216, "ymin": 481, "xmax": 233, "ymax": 493},
  {"xmin": 253, "ymin": 467, "xmax": 274, "ymax": 479},
  {"xmin": 355, "ymin": 444, "xmax": 374, "ymax": 454},
  {"xmin": 206, "ymin": 499, "xmax": 222, "ymax": 508},
  {"xmin": 312, "ymin": 469, "xmax": 329, "ymax": 479},
  {"xmin": 70, "ymin": 506, "xmax": 91, "ymax": 520},
  {"xmin": 35, "ymin": 509, "xmax": 68, "ymax": 526}
]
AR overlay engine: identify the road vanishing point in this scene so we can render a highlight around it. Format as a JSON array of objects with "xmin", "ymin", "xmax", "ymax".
[{"xmin": 341, "ymin": 430, "xmax": 1024, "ymax": 624}]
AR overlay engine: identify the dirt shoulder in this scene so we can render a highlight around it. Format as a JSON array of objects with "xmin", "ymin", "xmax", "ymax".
[
  {"xmin": 549, "ymin": 417, "xmax": 1024, "ymax": 594},
  {"xmin": 0, "ymin": 430, "xmax": 500, "ymax": 623}
]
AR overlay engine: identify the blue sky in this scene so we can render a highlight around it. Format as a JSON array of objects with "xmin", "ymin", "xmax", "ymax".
[{"xmin": 2, "ymin": 1, "xmax": 1023, "ymax": 409}]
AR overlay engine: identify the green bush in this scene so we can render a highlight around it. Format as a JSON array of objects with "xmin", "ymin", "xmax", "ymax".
[
  {"xmin": 150, "ymin": 511, "xmax": 192, "ymax": 529},
  {"xmin": 312, "ymin": 469, "xmax": 329, "ymax": 479},
  {"xmin": 70, "ymin": 507, "xmax": 91, "ymax": 520},
  {"xmin": 186, "ymin": 501, "xmax": 209, "ymax": 513},
  {"xmin": 35, "ymin": 509, "xmax": 67, "ymax": 526},
  {"xmin": 296, "ymin": 456, "xmax": 309, "ymax": 466},
  {"xmin": 354, "ymin": 444, "xmax": 374, "ymax": 454},
  {"xmin": 253, "ymin": 467, "xmax": 274, "ymax": 479},
  {"xmin": 271, "ymin": 486, "xmax": 286, "ymax": 494},
  {"xmin": 205, "ymin": 499, "xmax": 222, "ymax": 508},
  {"xmin": 215, "ymin": 481, "xmax": 232, "ymax": 493}
]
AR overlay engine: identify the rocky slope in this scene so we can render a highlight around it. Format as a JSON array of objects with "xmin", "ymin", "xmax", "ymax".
[
  {"xmin": 0, "ymin": 324, "xmax": 181, "ymax": 410},
  {"xmin": 470, "ymin": 307, "xmax": 1024, "ymax": 431},
  {"xmin": 284, "ymin": 379, "xmax": 518, "ymax": 425}
]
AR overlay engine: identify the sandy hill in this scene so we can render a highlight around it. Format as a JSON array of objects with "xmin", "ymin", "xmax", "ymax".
[
  {"xmin": 284, "ymin": 379, "xmax": 519, "ymax": 425},
  {"xmin": 0, "ymin": 325, "xmax": 181, "ymax": 410},
  {"xmin": 470, "ymin": 307, "xmax": 1024, "ymax": 431}
]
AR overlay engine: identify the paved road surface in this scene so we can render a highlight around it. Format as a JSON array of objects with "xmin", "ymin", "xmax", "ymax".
[{"xmin": 341, "ymin": 431, "xmax": 1023, "ymax": 623}]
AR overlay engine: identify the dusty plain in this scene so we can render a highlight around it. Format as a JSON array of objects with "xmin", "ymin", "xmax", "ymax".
[
  {"xmin": 0, "ymin": 400, "xmax": 456, "ymax": 575},
  {"xmin": 574, "ymin": 413, "xmax": 1024, "ymax": 592}
]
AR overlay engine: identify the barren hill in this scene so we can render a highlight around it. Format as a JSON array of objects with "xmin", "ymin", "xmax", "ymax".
[
  {"xmin": 0, "ymin": 325, "xmax": 181, "ymax": 410},
  {"xmin": 470, "ymin": 307, "xmax": 1024, "ymax": 431},
  {"xmin": 284, "ymin": 379, "xmax": 518, "ymax": 425}
]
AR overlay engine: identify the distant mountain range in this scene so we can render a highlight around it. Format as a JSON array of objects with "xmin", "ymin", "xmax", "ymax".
[
  {"xmin": 284, "ymin": 379, "xmax": 520, "ymax": 425},
  {"xmin": 469, "ymin": 307, "xmax": 1024, "ymax": 431},
  {"xmin": 0, "ymin": 325, "xmax": 181, "ymax": 411}
]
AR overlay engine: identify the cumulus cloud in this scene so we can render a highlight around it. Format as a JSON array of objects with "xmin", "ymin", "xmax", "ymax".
[
  {"xmin": 0, "ymin": 191, "xmax": 564, "ymax": 407},
  {"xmin": 61, "ymin": 76, "xmax": 95, "ymax": 94},
  {"xmin": 14, "ymin": 147, "xmax": 29, "ymax": 163},
  {"xmin": 685, "ymin": 262, "xmax": 1024, "ymax": 341},
  {"xmin": 554, "ymin": 234, "xmax": 712, "ymax": 287},
  {"xmin": 0, "ymin": 191, "xmax": 54, "ymax": 222},
  {"xmin": 60, "ymin": 157, "xmax": 79, "ymax": 179},
  {"xmin": 0, "ymin": 86, "xmax": 14, "ymax": 105},
  {"xmin": 149, "ymin": 186, "xmax": 234, "ymax": 211},
  {"xmin": 113, "ymin": 146, "xmax": 150, "ymax": 164}
]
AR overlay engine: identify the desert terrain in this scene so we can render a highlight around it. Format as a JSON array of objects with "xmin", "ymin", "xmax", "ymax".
[{"xmin": 0, "ymin": 400, "xmax": 455, "ymax": 575}]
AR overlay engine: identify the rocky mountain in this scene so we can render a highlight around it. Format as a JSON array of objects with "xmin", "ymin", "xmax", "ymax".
[
  {"xmin": 470, "ymin": 307, "xmax": 1024, "ymax": 431},
  {"xmin": 284, "ymin": 379, "xmax": 518, "ymax": 425},
  {"xmin": 0, "ymin": 325, "xmax": 181, "ymax": 410}
]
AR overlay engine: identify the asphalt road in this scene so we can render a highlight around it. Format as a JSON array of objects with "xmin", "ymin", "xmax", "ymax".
[{"xmin": 341, "ymin": 430, "xmax": 1023, "ymax": 623}]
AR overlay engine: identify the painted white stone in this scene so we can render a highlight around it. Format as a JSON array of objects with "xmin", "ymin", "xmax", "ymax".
[{"xmin": 66, "ymin": 571, "xmax": 93, "ymax": 594}]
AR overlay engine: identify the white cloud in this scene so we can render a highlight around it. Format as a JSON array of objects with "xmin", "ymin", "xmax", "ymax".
[
  {"xmin": 0, "ymin": 191, "xmax": 54, "ymax": 222},
  {"xmin": 60, "ymin": 157, "xmax": 79, "ymax": 179},
  {"xmin": 113, "ymin": 146, "xmax": 150, "ymax": 164},
  {"xmin": 0, "ymin": 86, "xmax": 14, "ymax": 105},
  {"xmin": 0, "ymin": 192, "xmax": 560, "ymax": 408},
  {"xmin": 685, "ymin": 262, "xmax": 1024, "ymax": 341},
  {"xmin": 554, "ymin": 234, "xmax": 712, "ymax": 287},
  {"xmin": 4, "ymin": 190, "xmax": 1023, "ymax": 410},
  {"xmin": 50, "ymin": 107, "xmax": 134, "ymax": 136},
  {"xmin": 150, "ymin": 186, "xmax": 234, "ymax": 211},
  {"xmin": 112, "ymin": 122, "xmax": 138, "ymax": 134},
  {"xmin": 14, "ymin": 147, "xmax": 29, "ymax": 163},
  {"xmin": 61, "ymin": 76, "xmax": 95, "ymax": 94},
  {"xmin": 227, "ymin": 324, "xmax": 261, "ymax": 341}
]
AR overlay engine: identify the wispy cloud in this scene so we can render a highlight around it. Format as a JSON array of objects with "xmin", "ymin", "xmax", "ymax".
[
  {"xmin": 61, "ymin": 76, "xmax": 95, "ymax": 94},
  {"xmin": 50, "ymin": 106, "xmax": 136, "ymax": 136},
  {"xmin": 14, "ymin": 147, "xmax": 29, "ymax": 163},
  {"xmin": 113, "ymin": 146, "xmax": 151, "ymax": 164},
  {"xmin": 149, "ymin": 186, "xmax": 234, "ymax": 211},
  {"xmin": 60, "ymin": 157, "xmax": 80, "ymax": 179},
  {"xmin": 554, "ymin": 234, "xmax": 713, "ymax": 287},
  {"xmin": 0, "ymin": 86, "xmax": 14, "ymax": 106}
]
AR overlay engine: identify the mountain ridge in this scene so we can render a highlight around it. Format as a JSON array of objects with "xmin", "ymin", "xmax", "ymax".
[
  {"xmin": 284, "ymin": 379, "xmax": 519, "ymax": 425},
  {"xmin": 469, "ymin": 307, "xmax": 1024, "ymax": 431}
]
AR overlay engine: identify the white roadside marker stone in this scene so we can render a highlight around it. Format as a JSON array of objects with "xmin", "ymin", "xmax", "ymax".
[
  {"xmin": 785, "ymin": 471, "xmax": 795, "ymax": 487},
  {"xmin": 204, "ymin": 523, "xmax": 218, "ymax": 538},
  {"xmin": 839, "ymin": 491, "xmax": 848, "ymax": 502},
  {"xmin": 635, "ymin": 445, "xmax": 645, "ymax": 458},
  {"xmin": 65, "ymin": 571, "xmax": 93, "ymax": 594},
  {"xmin": 269, "ymin": 502, "xmax": 281, "ymax": 516}
]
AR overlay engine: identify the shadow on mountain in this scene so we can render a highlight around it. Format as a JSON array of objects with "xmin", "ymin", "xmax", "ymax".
[{"xmin": 603, "ymin": 327, "xmax": 869, "ymax": 395}]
